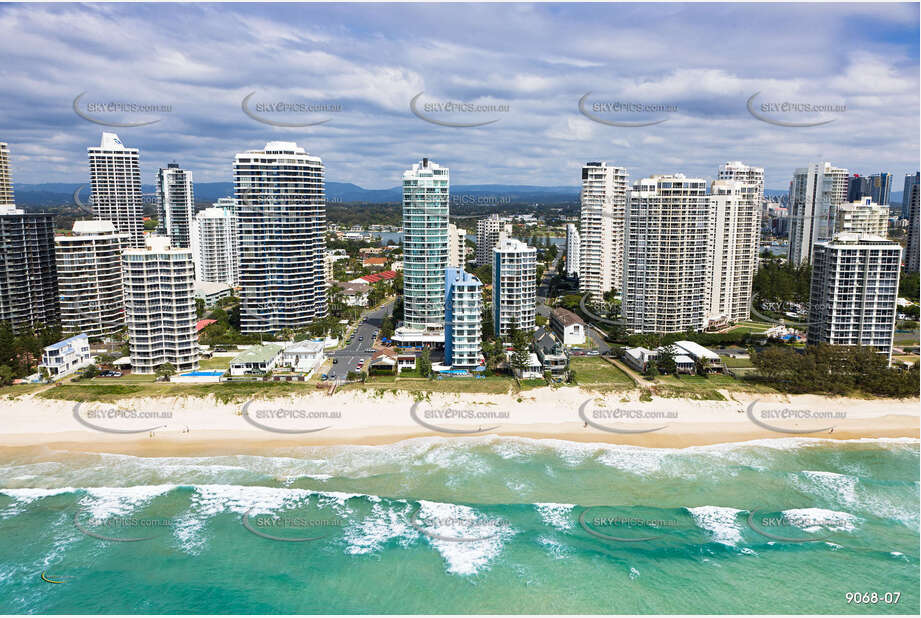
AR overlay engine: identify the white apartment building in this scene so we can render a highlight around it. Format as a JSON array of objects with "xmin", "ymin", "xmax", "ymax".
[
  {"xmin": 55, "ymin": 220, "xmax": 128, "ymax": 339},
  {"xmin": 835, "ymin": 198, "xmax": 889, "ymax": 237},
  {"xmin": 123, "ymin": 236, "xmax": 199, "ymax": 374},
  {"xmin": 707, "ymin": 179, "xmax": 760, "ymax": 325},
  {"xmin": 788, "ymin": 162, "xmax": 849, "ymax": 265},
  {"xmin": 88, "ymin": 132, "xmax": 145, "ymax": 248},
  {"xmin": 235, "ymin": 141, "xmax": 327, "ymax": 332},
  {"xmin": 156, "ymin": 163, "xmax": 195, "ymax": 248},
  {"xmin": 39, "ymin": 333, "xmax": 92, "ymax": 379},
  {"xmin": 718, "ymin": 160, "xmax": 765, "ymax": 196},
  {"xmin": 566, "ymin": 223, "xmax": 580, "ymax": 277},
  {"xmin": 402, "ymin": 158, "xmax": 449, "ymax": 331},
  {"xmin": 807, "ymin": 234, "xmax": 902, "ymax": 363},
  {"xmin": 444, "ymin": 268, "xmax": 482, "ymax": 369},
  {"xmin": 623, "ymin": 174, "xmax": 710, "ymax": 333},
  {"xmin": 579, "ymin": 162, "xmax": 627, "ymax": 300},
  {"xmin": 475, "ymin": 214, "xmax": 511, "ymax": 267},
  {"xmin": 0, "ymin": 142, "xmax": 13, "ymax": 205},
  {"xmin": 191, "ymin": 204, "xmax": 238, "ymax": 286},
  {"xmin": 447, "ymin": 223, "xmax": 467, "ymax": 268},
  {"xmin": 493, "ymin": 237, "xmax": 536, "ymax": 338}
]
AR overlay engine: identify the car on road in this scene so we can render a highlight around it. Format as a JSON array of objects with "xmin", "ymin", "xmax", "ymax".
[
  {"xmin": 365, "ymin": 348, "xmax": 375, "ymax": 354},
  {"xmin": 358, "ymin": 336, "xmax": 363, "ymax": 341},
  {"xmin": 332, "ymin": 358, "xmax": 338, "ymax": 364}
]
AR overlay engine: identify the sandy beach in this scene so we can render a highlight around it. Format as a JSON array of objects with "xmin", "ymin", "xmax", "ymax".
[{"xmin": 0, "ymin": 387, "xmax": 917, "ymax": 454}]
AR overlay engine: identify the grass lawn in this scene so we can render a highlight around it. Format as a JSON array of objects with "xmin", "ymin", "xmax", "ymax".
[
  {"xmin": 86, "ymin": 373, "xmax": 157, "ymax": 384},
  {"xmin": 721, "ymin": 356, "xmax": 754, "ymax": 368},
  {"xmin": 652, "ymin": 372, "xmax": 777, "ymax": 398},
  {"xmin": 569, "ymin": 357, "xmax": 633, "ymax": 391},
  {"xmin": 0, "ymin": 384, "xmax": 46, "ymax": 399},
  {"xmin": 199, "ymin": 357, "xmax": 232, "ymax": 370},
  {"xmin": 37, "ymin": 380, "xmax": 326, "ymax": 404},
  {"xmin": 343, "ymin": 374, "xmax": 519, "ymax": 395}
]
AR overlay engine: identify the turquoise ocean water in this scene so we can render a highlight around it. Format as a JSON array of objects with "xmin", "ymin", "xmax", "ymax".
[{"xmin": 0, "ymin": 436, "xmax": 917, "ymax": 614}]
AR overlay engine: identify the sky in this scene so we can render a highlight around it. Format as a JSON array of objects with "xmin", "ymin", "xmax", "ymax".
[{"xmin": 0, "ymin": 2, "xmax": 918, "ymax": 191}]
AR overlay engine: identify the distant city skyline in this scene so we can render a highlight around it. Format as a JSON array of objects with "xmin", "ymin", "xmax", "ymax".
[{"xmin": 0, "ymin": 3, "xmax": 918, "ymax": 189}]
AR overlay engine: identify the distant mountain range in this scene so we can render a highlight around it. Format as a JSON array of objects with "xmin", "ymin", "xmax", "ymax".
[
  {"xmin": 13, "ymin": 181, "xmax": 583, "ymax": 207},
  {"xmin": 18, "ymin": 182, "xmax": 893, "ymax": 207}
]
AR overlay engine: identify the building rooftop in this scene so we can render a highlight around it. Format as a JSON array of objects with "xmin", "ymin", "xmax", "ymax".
[
  {"xmin": 44, "ymin": 333, "xmax": 89, "ymax": 351},
  {"xmin": 551, "ymin": 306, "xmax": 585, "ymax": 327},
  {"xmin": 195, "ymin": 319, "xmax": 217, "ymax": 333},
  {"xmin": 284, "ymin": 340, "xmax": 324, "ymax": 354},
  {"xmin": 194, "ymin": 281, "xmax": 232, "ymax": 295},
  {"xmin": 672, "ymin": 340, "xmax": 720, "ymax": 360},
  {"xmin": 230, "ymin": 344, "xmax": 284, "ymax": 365}
]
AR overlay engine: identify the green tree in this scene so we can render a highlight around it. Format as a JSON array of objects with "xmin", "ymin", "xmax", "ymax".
[
  {"xmin": 155, "ymin": 362, "xmax": 176, "ymax": 381},
  {"xmin": 417, "ymin": 348, "xmax": 432, "ymax": 378},
  {"xmin": 195, "ymin": 298, "xmax": 206, "ymax": 318},
  {"xmin": 656, "ymin": 344, "xmax": 678, "ymax": 375}
]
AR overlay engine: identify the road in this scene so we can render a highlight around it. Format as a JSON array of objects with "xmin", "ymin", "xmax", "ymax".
[
  {"xmin": 327, "ymin": 299, "xmax": 394, "ymax": 380},
  {"xmin": 535, "ymin": 254, "xmax": 610, "ymax": 354}
]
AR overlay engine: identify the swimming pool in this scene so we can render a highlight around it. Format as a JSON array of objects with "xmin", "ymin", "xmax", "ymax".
[{"xmin": 180, "ymin": 370, "xmax": 225, "ymax": 377}]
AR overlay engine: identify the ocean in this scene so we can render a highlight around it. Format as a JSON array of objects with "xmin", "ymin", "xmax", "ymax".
[{"xmin": 0, "ymin": 436, "xmax": 917, "ymax": 614}]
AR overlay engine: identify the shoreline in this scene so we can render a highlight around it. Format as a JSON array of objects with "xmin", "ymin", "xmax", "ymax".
[{"xmin": 0, "ymin": 387, "xmax": 917, "ymax": 455}]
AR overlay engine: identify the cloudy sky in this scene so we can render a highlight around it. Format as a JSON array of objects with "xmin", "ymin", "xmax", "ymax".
[{"xmin": 1, "ymin": 2, "xmax": 918, "ymax": 191}]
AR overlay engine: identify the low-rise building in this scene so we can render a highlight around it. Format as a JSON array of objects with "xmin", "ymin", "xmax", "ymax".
[
  {"xmin": 623, "ymin": 346, "xmax": 657, "ymax": 373},
  {"xmin": 194, "ymin": 281, "xmax": 233, "ymax": 306},
  {"xmin": 229, "ymin": 344, "xmax": 284, "ymax": 376},
  {"xmin": 40, "ymin": 333, "xmax": 92, "ymax": 379},
  {"xmin": 672, "ymin": 340, "xmax": 724, "ymax": 373},
  {"xmin": 536, "ymin": 343, "xmax": 568, "ymax": 379},
  {"xmin": 280, "ymin": 340, "xmax": 326, "ymax": 374},
  {"xmin": 550, "ymin": 307, "xmax": 587, "ymax": 346},
  {"xmin": 335, "ymin": 281, "xmax": 370, "ymax": 307},
  {"xmin": 508, "ymin": 351, "xmax": 544, "ymax": 379},
  {"xmin": 362, "ymin": 256, "xmax": 388, "ymax": 269}
]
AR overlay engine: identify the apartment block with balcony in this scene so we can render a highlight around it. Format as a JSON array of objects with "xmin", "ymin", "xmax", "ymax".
[
  {"xmin": 444, "ymin": 268, "xmax": 482, "ymax": 370},
  {"xmin": 622, "ymin": 174, "xmax": 709, "ymax": 333},
  {"xmin": 401, "ymin": 158, "xmax": 449, "ymax": 332},
  {"xmin": 579, "ymin": 162, "xmax": 627, "ymax": 299},
  {"xmin": 55, "ymin": 220, "xmax": 128, "ymax": 339},
  {"xmin": 493, "ymin": 237, "xmax": 536, "ymax": 339},
  {"xmin": 807, "ymin": 234, "xmax": 901, "ymax": 363},
  {"xmin": 88, "ymin": 132, "xmax": 145, "ymax": 248},
  {"xmin": 123, "ymin": 236, "xmax": 199, "ymax": 373},
  {"xmin": 235, "ymin": 142, "xmax": 327, "ymax": 332}
]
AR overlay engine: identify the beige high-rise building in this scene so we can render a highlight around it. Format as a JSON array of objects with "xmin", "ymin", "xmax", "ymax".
[
  {"xmin": 55, "ymin": 220, "xmax": 128, "ymax": 339},
  {"xmin": 475, "ymin": 214, "xmax": 510, "ymax": 267},
  {"xmin": 88, "ymin": 132, "xmax": 145, "ymax": 248},
  {"xmin": 623, "ymin": 174, "xmax": 710, "ymax": 333},
  {"xmin": 578, "ymin": 162, "xmax": 627, "ymax": 300},
  {"xmin": 123, "ymin": 236, "xmax": 199, "ymax": 373},
  {"xmin": 447, "ymin": 223, "xmax": 466, "ymax": 268},
  {"xmin": 0, "ymin": 142, "xmax": 14, "ymax": 205},
  {"xmin": 707, "ymin": 162, "xmax": 763, "ymax": 325},
  {"xmin": 834, "ymin": 198, "xmax": 889, "ymax": 237}
]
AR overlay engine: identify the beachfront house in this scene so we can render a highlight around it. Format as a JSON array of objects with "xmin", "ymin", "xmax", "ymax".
[
  {"xmin": 39, "ymin": 333, "xmax": 92, "ymax": 379},
  {"xmin": 280, "ymin": 340, "xmax": 326, "ymax": 374},
  {"xmin": 672, "ymin": 340, "xmax": 724, "ymax": 373},
  {"xmin": 623, "ymin": 347, "xmax": 657, "ymax": 373},
  {"xmin": 229, "ymin": 344, "xmax": 284, "ymax": 376},
  {"xmin": 508, "ymin": 351, "xmax": 544, "ymax": 379}
]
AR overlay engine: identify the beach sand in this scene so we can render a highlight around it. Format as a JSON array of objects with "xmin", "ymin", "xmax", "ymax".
[{"xmin": 0, "ymin": 387, "xmax": 917, "ymax": 455}]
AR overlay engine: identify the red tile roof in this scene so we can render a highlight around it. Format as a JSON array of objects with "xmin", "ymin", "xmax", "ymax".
[
  {"xmin": 196, "ymin": 319, "xmax": 217, "ymax": 333},
  {"xmin": 360, "ymin": 270, "xmax": 397, "ymax": 283}
]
